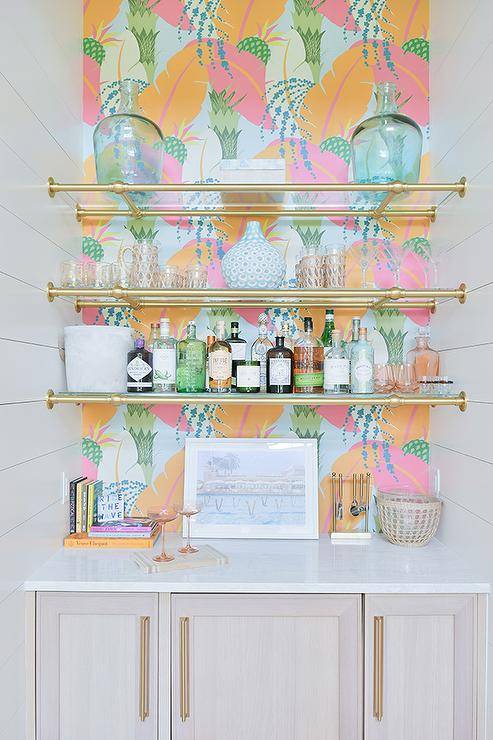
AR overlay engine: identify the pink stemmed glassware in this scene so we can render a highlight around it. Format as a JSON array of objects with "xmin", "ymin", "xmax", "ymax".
[
  {"xmin": 177, "ymin": 506, "xmax": 201, "ymax": 554},
  {"xmin": 148, "ymin": 506, "xmax": 178, "ymax": 562}
]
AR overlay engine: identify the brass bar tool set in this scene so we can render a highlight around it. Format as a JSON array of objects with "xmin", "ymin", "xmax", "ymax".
[{"xmin": 330, "ymin": 472, "xmax": 372, "ymax": 541}]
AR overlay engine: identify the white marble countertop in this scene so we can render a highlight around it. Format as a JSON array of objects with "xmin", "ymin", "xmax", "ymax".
[{"xmin": 24, "ymin": 535, "xmax": 490, "ymax": 594}]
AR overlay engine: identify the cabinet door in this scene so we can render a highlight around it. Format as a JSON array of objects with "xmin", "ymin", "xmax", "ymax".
[
  {"xmin": 172, "ymin": 594, "xmax": 362, "ymax": 740},
  {"xmin": 365, "ymin": 594, "xmax": 478, "ymax": 740},
  {"xmin": 37, "ymin": 592, "xmax": 158, "ymax": 740}
]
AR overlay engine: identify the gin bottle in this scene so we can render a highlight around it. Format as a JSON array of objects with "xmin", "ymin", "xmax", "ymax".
[
  {"xmin": 227, "ymin": 321, "xmax": 247, "ymax": 388},
  {"xmin": 209, "ymin": 320, "xmax": 232, "ymax": 393},
  {"xmin": 324, "ymin": 329, "xmax": 350, "ymax": 393},
  {"xmin": 348, "ymin": 316, "xmax": 361, "ymax": 362},
  {"xmin": 251, "ymin": 313, "xmax": 273, "ymax": 392},
  {"xmin": 293, "ymin": 317, "xmax": 324, "ymax": 394},
  {"xmin": 176, "ymin": 321, "xmax": 206, "ymax": 393},
  {"xmin": 280, "ymin": 321, "xmax": 295, "ymax": 352},
  {"xmin": 152, "ymin": 317, "xmax": 176, "ymax": 392},
  {"xmin": 267, "ymin": 336, "xmax": 293, "ymax": 394},
  {"xmin": 127, "ymin": 338, "xmax": 153, "ymax": 393},
  {"xmin": 320, "ymin": 308, "xmax": 335, "ymax": 347},
  {"xmin": 350, "ymin": 327, "xmax": 374, "ymax": 394}
]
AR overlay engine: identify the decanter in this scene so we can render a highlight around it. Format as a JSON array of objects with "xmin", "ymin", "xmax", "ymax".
[
  {"xmin": 350, "ymin": 82, "xmax": 423, "ymax": 186},
  {"xmin": 93, "ymin": 80, "xmax": 164, "ymax": 202},
  {"xmin": 406, "ymin": 328, "xmax": 440, "ymax": 381}
]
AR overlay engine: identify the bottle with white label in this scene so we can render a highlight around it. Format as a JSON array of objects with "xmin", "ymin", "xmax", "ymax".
[
  {"xmin": 267, "ymin": 336, "xmax": 293, "ymax": 394},
  {"xmin": 127, "ymin": 338, "xmax": 153, "ymax": 393},
  {"xmin": 151, "ymin": 317, "xmax": 176, "ymax": 392},
  {"xmin": 324, "ymin": 329, "xmax": 349, "ymax": 394},
  {"xmin": 251, "ymin": 313, "xmax": 273, "ymax": 392},
  {"xmin": 350, "ymin": 327, "xmax": 374, "ymax": 394},
  {"xmin": 227, "ymin": 321, "xmax": 247, "ymax": 388},
  {"xmin": 209, "ymin": 320, "xmax": 232, "ymax": 393}
]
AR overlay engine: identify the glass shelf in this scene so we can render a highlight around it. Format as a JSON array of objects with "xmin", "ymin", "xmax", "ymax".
[
  {"xmin": 47, "ymin": 177, "xmax": 466, "ymax": 222},
  {"xmin": 45, "ymin": 390, "xmax": 467, "ymax": 412},
  {"xmin": 47, "ymin": 284, "xmax": 467, "ymax": 311}
]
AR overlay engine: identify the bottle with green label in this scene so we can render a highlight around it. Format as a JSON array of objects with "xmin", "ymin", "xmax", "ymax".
[
  {"xmin": 293, "ymin": 317, "xmax": 324, "ymax": 394},
  {"xmin": 176, "ymin": 321, "xmax": 206, "ymax": 393},
  {"xmin": 320, "ymin": 308, "xmax": 335, "ymax": 347}
]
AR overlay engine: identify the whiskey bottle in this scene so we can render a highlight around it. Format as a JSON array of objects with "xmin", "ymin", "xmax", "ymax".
[
  {"xmin": 293, "ymin": 317, "xmax": 324, "ymax": 394},
  {"xmin": 251, "ymin": 313, "xmax": 273, "ymax": 392},
  {"xmin": 205, "ymin": 334, "xmax": 215, "ymax": 391},
  {"xmin": 176, "ymin": 321, "xmax": 206, "ymax": 393},
  {"xmin": 350, "ymin": 327, "xmax": 374, "ymax": 393},
  {"xmin": 227, "ymin": 321, "xmax": 247, "ymax": 388},
  {"xmin": 151, "ymin": 317, "xmax": 176, "ymax": 392},
  {"xmin": 209, "ymin": 320, "xmax": 232, "ymax": 393},
  {"xmin": 127, "ymin": 338, "xmax": 153, "ymax": 393},
  {"xmin": 324, "ymin": 329, "xmax": 350, "ymax": 393},
  {"xmin": 267, "ymin": 336, "xmax": 293, "ymax": 393}
]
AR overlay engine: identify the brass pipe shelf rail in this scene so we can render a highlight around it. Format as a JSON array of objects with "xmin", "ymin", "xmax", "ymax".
[
  {"xmin": 47, "ymin": 177, "xmax": 466, "ymax": 222},
  {"xmin": 45, "ymin": 390, "xmax": 468, "ymax": 412},
  {"xmin": 47, "ymin": 283, "xmax": 467, "ymax": 310}
]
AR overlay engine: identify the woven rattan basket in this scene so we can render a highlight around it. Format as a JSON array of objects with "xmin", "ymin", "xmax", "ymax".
[{"xmin": 376, "ymin": 491, "xmax": 442, "ymax": 547}]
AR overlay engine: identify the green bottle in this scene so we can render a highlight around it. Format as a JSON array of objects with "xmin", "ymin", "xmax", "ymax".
[
  {"xmin": 320, "ymin": 309, "xmax": 335, "ymax": 347},
  {"xmin": 176, "ymin": 321, "xmax": 206, "ymax": 393}
]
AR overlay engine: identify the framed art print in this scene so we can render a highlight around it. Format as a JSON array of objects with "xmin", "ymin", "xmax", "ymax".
[{"xmin": 183, "ymin": 438, "xmax": 318, "ymax": 539}]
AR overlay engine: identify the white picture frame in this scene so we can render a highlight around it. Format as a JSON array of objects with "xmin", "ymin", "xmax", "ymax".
[{"xmin": 183, "ymin": 438, "xmax": 319, "ymax": 539}]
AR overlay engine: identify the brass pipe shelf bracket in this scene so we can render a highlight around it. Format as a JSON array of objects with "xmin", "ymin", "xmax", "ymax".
[
  {"xmin": 47, "ymin": 177, "xmax": 466, "ymax": 222},
  {"xmin": 45, "ymin": 390, "xmax": 468, "ymax": 412}
]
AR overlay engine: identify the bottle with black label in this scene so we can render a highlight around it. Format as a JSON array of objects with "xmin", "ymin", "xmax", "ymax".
[
  {"xmin": 227, "ymin": 321, "xmax": 247, "ymax": 388},
  {"xmin": 267, "ymin": 335, "xmax": 293, "ymax": 393},
  {"xmin": 127, "ymin": 338, "xmax": 153, "ymax": 393}
]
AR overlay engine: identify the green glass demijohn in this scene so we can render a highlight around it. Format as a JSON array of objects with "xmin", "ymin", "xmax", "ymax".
[
  {"xmin": 350, "ymin": 82, "xmax": 423, "ymax": 186},
  {"xmin": 93, "ymin": 80, "xmax": 164, "ymax": 203}
]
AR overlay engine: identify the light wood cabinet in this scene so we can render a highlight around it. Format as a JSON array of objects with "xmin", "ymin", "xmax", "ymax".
[
  {"xmin": 171, "ymin": 593, "xmax": 362, "ymax": 740},
  {"xmin": 36, "ymin": 592, "xmax": 158, "ymax": 740},
  {"xmin": 365, "ymin": 594, "xmax": 481, "ymax": 740}
]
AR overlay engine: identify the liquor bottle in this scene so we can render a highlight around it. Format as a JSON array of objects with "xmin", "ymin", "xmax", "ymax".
[
  {"xmin": 348, "ymin": 316, "xmax": 361, "ymax": 361},
  {"xmin": 227, "ymin": 321, "xmax": 247, "ymax": 388},
  {"xmin": 127, "ymin": 338, "xmax": 153, "ymax": 393},
  {"xmin": 151, "ymin": 317, "xmax": 176, "ymax": 392},
  {"xmin": 176, "ymin": 321, "xmax": 206, "ymax": 393},
  {"xmin": 280, "ymin": 321, "xmax": 295, "ymax": 352},
  {"xmin": 406, "ymin": 328, "xmax": 440, "ymax": 381},
  {"xmin": 293, "ymin": 317, "xmax": 324, "ymax": 394},
  {"xmin": 350, "ymin": 327, "xmax": 374, "ymax": 393},
  {"xmin": 251, "ymin": 313, "xmax": 273, "ymax": 392},
  {"xmin": 209, "ymin": 320, "xmax": 232, "ymax": 393},
  {"xmin": 148, "ymin": 322, "xmax": 159, "ymax": 349},
  {"xmin": 205, "ymin": 335, "xmax": 215, "ymax": 391},
  {"xmin": 267, "ymin": 336, "xmax": 293, "ymax": 393},
  {"xmin": 324, "ymin": 329, "xmax": 350, "ymax": 393},
  {"xmin": 320, "ymin": 308, "xmax": 335, "ymax": 347}
]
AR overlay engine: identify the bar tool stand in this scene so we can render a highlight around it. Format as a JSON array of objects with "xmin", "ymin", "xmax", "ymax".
[{"xmin": 331, "ymin": 472, "xmax": 372, "ymax": 541}]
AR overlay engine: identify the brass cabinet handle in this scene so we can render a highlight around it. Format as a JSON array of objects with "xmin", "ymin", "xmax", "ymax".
[
  {"xmin": 180, "ymin": 617, "xmax": 190, "ymax": 721},
  {"xmin": 373, "ymin": 616, "xmax": 384, "ymax": 721},
  {"xmin": 139, "ymin": 616, "xmax": 150, "ymax": 721}
]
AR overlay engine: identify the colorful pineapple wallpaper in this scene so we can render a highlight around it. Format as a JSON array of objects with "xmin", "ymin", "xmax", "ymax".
[{"xmin": 82, "ymin": 0, "xmax": 432, "ymax": 533}]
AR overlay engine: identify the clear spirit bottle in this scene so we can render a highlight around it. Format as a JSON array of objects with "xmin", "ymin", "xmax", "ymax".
[
  {"xmin": 280, "ymin": 321, "xmax": 295, "ymax": 352},
  {"xmin": 406, "ymin": 328, "xmax": 440, "ymax": 381},
  {"xmin": 176, "ymin": 321, "xmax": 206, "ymax": 393},
  {"xmin": 324, "ymin": 329, "xmax": 350, "ymax": 393},
  {"xmin": 267, "ymin": 336, "xmax": 293, "ymax": 394},
  {"xmin": 251, "ymin": 313, "xmax": 273, "ymax": 392},
  {"xmin": 227, "ymin": 320, "xmax": 247, "ymax": 388},
  {"xmin": 151, "ymin": 317, "xmax": 176, "ymax": 392},
  {"xmin": 209, "ymin": 320, "xmax": 232, "ymax": 393},
  {"xmin": 293, "ymin": 317, "xmax": 324, "ymax": 394},
  {"xmin": 350, "ymin": 327, "xmax": 374, "ymax": 394}
]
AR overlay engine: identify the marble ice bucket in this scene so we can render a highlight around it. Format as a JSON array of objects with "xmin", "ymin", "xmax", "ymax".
[{"xmin": 64, "ymin": 325, "xmax": 133, "ymax": 392}]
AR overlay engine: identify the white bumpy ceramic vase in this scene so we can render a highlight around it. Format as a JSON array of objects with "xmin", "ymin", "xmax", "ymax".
[{"xmin": 221, "ymin": 220, "xmax": 286, "ymax": 290}]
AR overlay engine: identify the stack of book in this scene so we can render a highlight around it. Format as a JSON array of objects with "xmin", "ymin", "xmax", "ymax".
[{"xmin": 64, "ymin": 477, "xmax": 158, "ymax": 549}]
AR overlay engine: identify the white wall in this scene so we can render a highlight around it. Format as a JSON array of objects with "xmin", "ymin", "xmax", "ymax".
[
  {"xmin": 430, "ymin": 0, "xmax": 493, "ymax": 730},
  {"xmin": 0, "ymin": 2, "xmax": 82, "ymax": 736}
]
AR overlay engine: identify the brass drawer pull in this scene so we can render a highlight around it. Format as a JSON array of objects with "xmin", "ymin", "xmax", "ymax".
[
  {"xmin": 180, "ymin": 617, "xmax": 190, "ymax": 721},
  {"xmin": 373, "ymin": 616, "xmax": 384, "ymax": 721},
  {"xmin": 139, "ymin": 616, "xmax": 150, "ymax": 721}
]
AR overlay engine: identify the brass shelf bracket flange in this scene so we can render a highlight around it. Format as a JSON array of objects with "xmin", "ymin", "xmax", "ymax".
[
  {"xmin": 458, "ymin": 283, "xmax": 467, "ymax": 304},
  {"xmin": 458, "ymin": 176, "xmax": 467, "ymax": 197},
  {"xmin": 47, "ymin": 282, "xmax": 55, "ymax": 302}
]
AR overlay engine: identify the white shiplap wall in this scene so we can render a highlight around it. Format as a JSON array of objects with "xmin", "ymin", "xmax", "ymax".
[
  {"xmin": 430, "ymin": 0, "xmax": 493, "ymax": 729},
  {"xmin": 0, "ymin": 3, "xmax": 82, "ymax": 737}
]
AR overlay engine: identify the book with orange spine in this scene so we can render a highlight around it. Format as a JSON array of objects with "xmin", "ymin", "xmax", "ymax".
[{"xmin": 64, "ymin": 531, "xmax": 159, "ymax": 549}]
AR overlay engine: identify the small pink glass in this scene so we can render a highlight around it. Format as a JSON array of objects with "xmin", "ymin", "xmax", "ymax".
[
  {"xmin": 177, "ymin": 506, "xmax": 201, "ymax": 554},
  {"xmin": 394, "ymin": 363, "xmax": 419, "ymax": 393},
  {"xmin": 374, "ymin": 364, "xmax": 396, "ymax": 393},
  {"xmin": 148, "ymin": 506, "xmax": 178, "ymax": 562}
]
